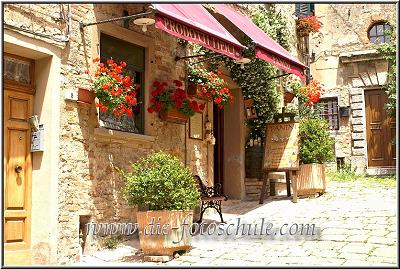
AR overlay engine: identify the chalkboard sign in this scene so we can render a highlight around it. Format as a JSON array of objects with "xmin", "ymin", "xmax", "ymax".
[{"xmin": 264, "ymin": 122, "xmax": 300, "ymax": 171}]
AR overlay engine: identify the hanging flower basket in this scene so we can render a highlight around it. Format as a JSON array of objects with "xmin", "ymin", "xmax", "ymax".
[
  {"xmin": 77, "ymin": 87, "xmax": 94, "ymax": 105},
  {"xmin": 187, "ymin": 83, "xmax": 208, "ymax": 100},
  {"xmin": 284, "ymin": 91, "xmax": 295, "ymax": 103},
  {"xmin": 159, "ymin": 108, "xmax": 189, "ymax": 124},
  {"xmin": 295, "ymin": 15, "xmax": 323, "ymax": 36}
]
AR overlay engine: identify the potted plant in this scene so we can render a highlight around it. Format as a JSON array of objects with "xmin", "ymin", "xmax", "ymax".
[
  {"xmin": 187, "ymin": 65, "xmax": 234, "ymax": 108},
  {"xmin": 120, "ymin": 151, "xmax": 200, "ymax": 257},
  {"xmin": 86, "ymin": 57, "xmax": 139, "ymax": 118},
  {"xmin": 297, "ymin": 116, "xmax": 335, "ymax": 195},
  {"xmin": 295, "ymin": 15, "xmax": 323, "ymax": 36},
  {"xmin": 147, "ymin": 80, "xmax": 205, "ymax": 124}
]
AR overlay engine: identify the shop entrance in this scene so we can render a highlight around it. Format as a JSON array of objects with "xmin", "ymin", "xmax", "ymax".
[{"xmin": 213, "ymin": 104, "xmax": 224, "ymax": 193}]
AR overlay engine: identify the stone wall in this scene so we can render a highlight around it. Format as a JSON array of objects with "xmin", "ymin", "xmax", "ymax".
[
  {"xmin": 307, "ymin": 3, "xmax": 396, "ymax": 173},
  {"xmin": 4, "ymin": 3, "xmax": 210, "ymax": 264}
]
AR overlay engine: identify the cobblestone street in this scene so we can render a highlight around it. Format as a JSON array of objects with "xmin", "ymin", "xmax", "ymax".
[{"xmin": 75, "ymin": 180, "xmax": 397, "ymax": 266}]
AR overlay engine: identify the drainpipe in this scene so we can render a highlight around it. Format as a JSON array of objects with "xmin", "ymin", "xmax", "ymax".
[{"xmin": 305, "ymin": 35, "xmax": 311, "ymax": 84}]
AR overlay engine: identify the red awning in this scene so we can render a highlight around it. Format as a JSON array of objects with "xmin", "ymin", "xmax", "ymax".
[
  {"xmin": 213, "ymin": 4, "xmax": 307, "ymax": 78},
  {"xmin": 152, "ymin": 4, "xmax": 245, "ymax": 60}
]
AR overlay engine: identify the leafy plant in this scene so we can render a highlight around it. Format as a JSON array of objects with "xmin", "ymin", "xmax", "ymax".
[
  {"xmin": 147, "ymin": 80, "xmax": 205, "ymax": 117},
  {"xmin": 376, "ymin": 26, "xmax": 396, "ymax": 118},
  {"xmin": 299, "ymin": 117, "xmax": 335, "ymax": 164},
  {"xmin": 103, "ymin": 236, "xmax": 120, "ymax": 249},
  {"xmin": 87, "ymin": 58, "xmax": 138, "ymax": 118},
  {"xmin": 121, "ymin": 151, "xmax": 200, "ymax": 211}
]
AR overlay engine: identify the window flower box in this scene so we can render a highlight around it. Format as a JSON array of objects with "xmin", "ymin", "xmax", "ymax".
[
  {"xmin": 77, "ymin": 87, "xmax": 94, "ymax": 105},
  {"xmin": 148, "ymin": 80, "xmax": 205, "ymax": 123},
  {"xmin": 159, "ymin": 108, "xmax": 189, "ymax": 124}
]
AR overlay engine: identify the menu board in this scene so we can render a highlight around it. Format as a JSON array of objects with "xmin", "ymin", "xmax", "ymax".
[{"xmin": 264, "ymin": 122, "xmax": 300, "ymax": 171}]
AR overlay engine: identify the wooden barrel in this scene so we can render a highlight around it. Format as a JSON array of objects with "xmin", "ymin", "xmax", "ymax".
[{"xmin": 245, "ymin": 145, "xmax": 264, "ymax": 179}]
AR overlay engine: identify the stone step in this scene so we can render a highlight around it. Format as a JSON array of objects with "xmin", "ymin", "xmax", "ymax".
[{"xmin": 245, "ymin": 185, "xmax": 262, "ymax": 194}]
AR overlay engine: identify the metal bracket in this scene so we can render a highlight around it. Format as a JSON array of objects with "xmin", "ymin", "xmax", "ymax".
[
  {"xmin": 266, "ymin": 73, "xmax": 291, "ymax": 81},
  {"xmin": 79, "ymin": 9, "xmax": 155, "ymax": 30}
]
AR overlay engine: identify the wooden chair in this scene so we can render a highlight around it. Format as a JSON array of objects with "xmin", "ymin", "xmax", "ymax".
[{"xmin": 194, "ymin": 175, "xmax": 228, "ymax": 223}]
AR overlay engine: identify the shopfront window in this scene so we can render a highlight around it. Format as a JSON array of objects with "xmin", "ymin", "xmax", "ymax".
[{"xmin": 99, "ymin": 33, "xmax": 145, "ymax": 134}]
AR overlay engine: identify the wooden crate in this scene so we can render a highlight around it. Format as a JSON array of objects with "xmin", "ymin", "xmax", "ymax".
[{"xmin": 296, "ymin": 164, "xmax": 326, "ymax": 195}]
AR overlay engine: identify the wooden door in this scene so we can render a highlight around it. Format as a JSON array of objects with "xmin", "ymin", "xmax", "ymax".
[
  {"xmin": 364, "ymin": 89, "xmax": 395, "ymax": 167},
  {"xmin": 3, "ymin": 89, "xmax": 33, "ymax": 264}
]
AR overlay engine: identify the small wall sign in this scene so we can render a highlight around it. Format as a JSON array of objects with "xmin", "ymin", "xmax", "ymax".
[
  {"xmin": 244, "ymin": 99, "xmax": 257, "ymax": 119},
  {"xmin": 189, "ymin": 112, "xmax": 204, "ymax": 140}
]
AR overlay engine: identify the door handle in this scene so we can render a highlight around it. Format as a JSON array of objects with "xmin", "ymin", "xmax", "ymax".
[{"xmin": 15, "ymin": 165, "xmax": 22, "ymax": 174}]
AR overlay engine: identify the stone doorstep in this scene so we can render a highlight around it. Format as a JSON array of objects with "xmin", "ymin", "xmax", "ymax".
[{"xmin": 366, "ymin": 167, "xmax": 396, "ymax": 176}]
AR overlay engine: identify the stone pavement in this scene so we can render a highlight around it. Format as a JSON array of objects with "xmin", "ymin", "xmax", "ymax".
[{"xmin": 74, "ymin": 180, "xmax": 398, "ymax": 266}]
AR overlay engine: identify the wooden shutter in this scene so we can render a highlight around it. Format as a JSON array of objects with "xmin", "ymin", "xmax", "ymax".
[{"xmin": 295, "ymin": 3, "xmax": 315, "ymax": 18}]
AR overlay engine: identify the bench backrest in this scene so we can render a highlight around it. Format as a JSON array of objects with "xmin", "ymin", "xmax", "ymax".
[{"xmin": 194, "ymin": 175, "xmax": 207, "ymax": 195}]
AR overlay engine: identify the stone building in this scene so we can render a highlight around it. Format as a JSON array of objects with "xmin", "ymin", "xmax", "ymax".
[
  {"xmin": 3, "ymin": 3, "xmax": 307, "ymax": 265},
  {"xmin": 293, "ymin": 3, "xmax": 397, "ymax": 174}
]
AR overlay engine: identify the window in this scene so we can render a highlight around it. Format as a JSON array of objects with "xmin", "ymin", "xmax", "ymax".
[
  {"xmin": 318, "ymin": 98, "xmax": 339, "ymax": 130},
  {"xmin": 99, "ymin": 33, "xmax": 145, "ymax": 134},
  {"xmin": 368, "ymin": 22, "xmax": 391, "ymax": 44},
  {"xmin": 295, "ymin": 3, "xmax": 315, "ymax": 18},
  {"xmin": 3, "ymin": 53, "xmax": 34, "ymax": 87}
]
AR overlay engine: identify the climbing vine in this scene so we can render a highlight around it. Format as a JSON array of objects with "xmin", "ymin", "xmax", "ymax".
[
  {"xmin": 376, "ymin": 26, "xmax": 396, "ymax": 118},
  {"xmin": 223, "ymin": 6, "xmax": 291, "ymax": 140},
  {"xmin": 189, "ymin": 6, "xmax": 291, "ymax": 140}
]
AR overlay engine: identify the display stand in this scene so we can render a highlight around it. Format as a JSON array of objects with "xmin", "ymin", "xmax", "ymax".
[{"xmin": 259, "ymin": 108, "xmax": 299, "ymax": 204}]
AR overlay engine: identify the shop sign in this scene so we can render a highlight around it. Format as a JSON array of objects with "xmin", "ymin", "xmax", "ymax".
[{"xmin": 155, "ymin": 14, "xmax": 242, "ymax": 60}]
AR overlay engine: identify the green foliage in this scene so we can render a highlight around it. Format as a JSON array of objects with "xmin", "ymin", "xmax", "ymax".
[
  {"xmin": 376, "ymin": 26, "xmax": 396, "ymax": 118},
  {"xmin": 327, "ymin": 169, "xmax": 397, "ymax": 188},
  {"xmin": 103, "ymin": 236, "xmax": 120, "ymax": 249},
  {"xmin": 299, "ymin": 117, "xmax": 335, "ymax": 164},
  {"xmin": 120, "ymin": 151, "xmax": 200, "ymax": 211},
  {"xmin": 224, "ymin": 6, "xmax": 290, "ymax": 139},
  {"xmin": 326, "ymin": 162, "xmax": 357, "ymax": 181}
]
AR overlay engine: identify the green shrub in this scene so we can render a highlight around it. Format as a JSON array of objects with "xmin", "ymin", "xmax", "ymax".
[
  {"xmin": 103, "ymin": 236, "xmax": 120, "ymax": 249},
  {"xmin": 299, "ymin": 117, "xmax": 335, "ymax": 164},
  {"xmin": 121, "ymin": 151, "xmax": 200, "ymax": 211}
]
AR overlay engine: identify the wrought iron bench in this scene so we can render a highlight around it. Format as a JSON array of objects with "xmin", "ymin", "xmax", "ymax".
[{"xmin": 194, "ymin": 175, "xmax": 228, "ymax": 223}]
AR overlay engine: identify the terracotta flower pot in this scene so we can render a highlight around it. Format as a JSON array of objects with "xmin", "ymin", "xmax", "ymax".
[
  {"xmin": 136, "ymin": 210, "xmax": 193, "ymax": 256},
  {"xmin": 77, "ymin": 88, "xmax": 94, "ymax": 105},
  {"xmin": 159, "ymin": 108, "xmax": 189, "ymax": 124},
  {"xmin": 283, "ymin": 91, "xmax": 295, "ymax": 103},
  {"xmin": 187, "ymin": 84, "xmax": 208, "ymax": 100}
]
